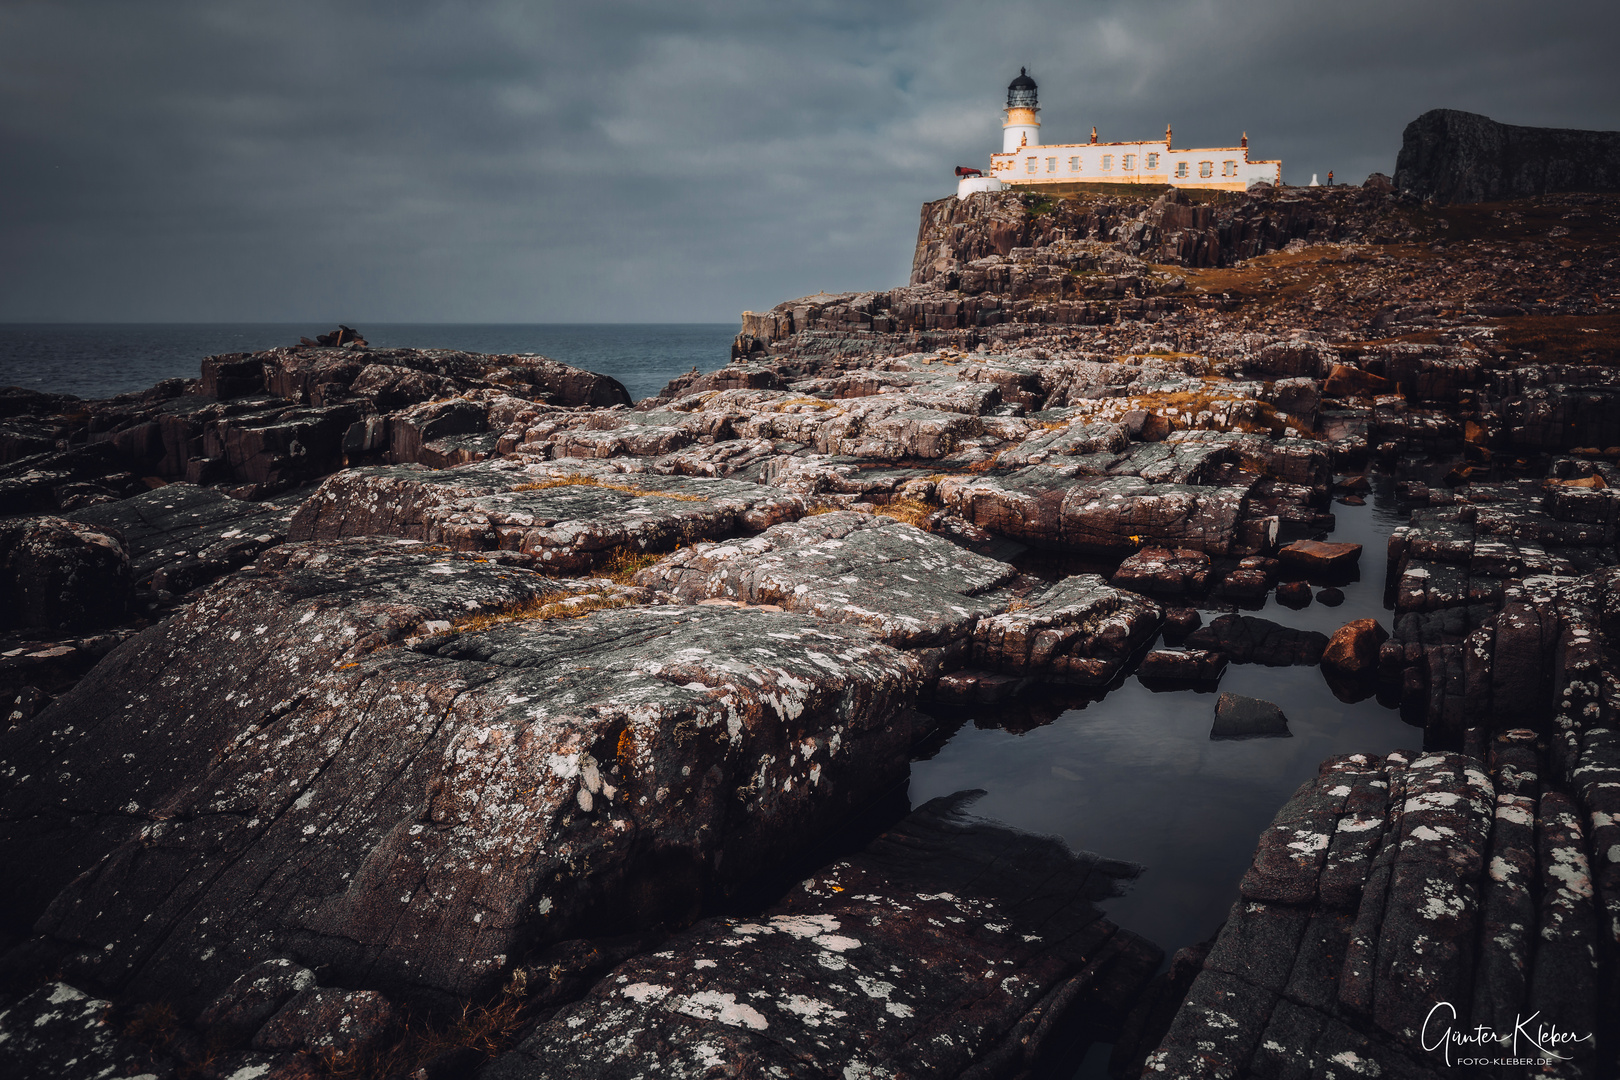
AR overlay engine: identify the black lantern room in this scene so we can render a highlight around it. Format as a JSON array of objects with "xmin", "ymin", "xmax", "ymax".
[{"xmin": 1006, "ymin": 68, "xmax": 1038, "ymax": 110}]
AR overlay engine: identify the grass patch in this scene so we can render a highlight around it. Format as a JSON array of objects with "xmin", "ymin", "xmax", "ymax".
[
  {"xmin": 449, "ymin": 590, "xmax": 639, "ymax": 634},
  {"xmin": 803, "ymin": 499, "xmax": 936, "ymax": 527},
  {"xmin": 513, "ymin": 476, "xmax": 708, "ymax": 502},
  {"xmin": 599, "ymin": 546, "xmax": 663, "ymax": 584},
  {"xmin": 1024, "ymin": 194, "xmax": 1059, "ymax": 218},
  {"xmin": 1493, "ymin": 313, "xmax": 1620, "ymax": 364},
  {"xmin": 872, "ymin": 497, "xmax": 934, "ymax": 527}
]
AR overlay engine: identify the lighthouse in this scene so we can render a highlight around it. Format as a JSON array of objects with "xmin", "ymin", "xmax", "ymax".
[
  {"xmin": 981, "ymin": 69, "xmax": 1281, "ymax": 191},
  {"xmin": 1002, "ymin": 68, "xmax": 1040, "ymax": 153}
]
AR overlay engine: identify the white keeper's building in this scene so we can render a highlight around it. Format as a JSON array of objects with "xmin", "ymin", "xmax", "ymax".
[{"xmin": 957, "ymin": 69, "xmax": 1282, "ymax": 199}]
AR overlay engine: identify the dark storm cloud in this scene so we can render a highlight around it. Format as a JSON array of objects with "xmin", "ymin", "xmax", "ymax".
[{"xmin": 2, "ymin": 0, "xmax": 1616, "ymax": 323}]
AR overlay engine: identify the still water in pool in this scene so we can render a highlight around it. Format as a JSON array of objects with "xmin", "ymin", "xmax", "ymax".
[{"xmin": 906, "ymin": 483, "xmax": 1417, "ymax": 964}]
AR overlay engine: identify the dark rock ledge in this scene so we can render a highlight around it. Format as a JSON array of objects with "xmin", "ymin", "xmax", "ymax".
[{"xmin": 483, "ymin": 792, "xmax": 1160, "ymax": 1080}]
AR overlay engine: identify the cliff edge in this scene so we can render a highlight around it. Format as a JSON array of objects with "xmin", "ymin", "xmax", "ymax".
[{"xmin": 1395, "ymin": 107, "xmax": 1620, "ymax": 204}]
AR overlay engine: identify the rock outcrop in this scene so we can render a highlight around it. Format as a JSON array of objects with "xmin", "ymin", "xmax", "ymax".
[
  {"xmin": 1147, "ymin": 735, "xmax": 1615, "ymax": 1079},
  {"xmin": 1395, "ymin": 108, "xmax": 1620, "ymax": 204},
  {"xmin": 0, "ymin": 539, "xmax": 925, "ymax": 1011}
]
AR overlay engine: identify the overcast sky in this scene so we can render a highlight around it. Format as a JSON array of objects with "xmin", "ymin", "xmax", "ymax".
[{"xmin": 3, "ymin": 0, "xmax": 1616, "ymax": 324}]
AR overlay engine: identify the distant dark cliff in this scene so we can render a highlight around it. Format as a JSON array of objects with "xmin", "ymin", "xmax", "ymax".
[{"xmin": 1395, "ymin": 108, "xmax": 1620, "ymax": 204}]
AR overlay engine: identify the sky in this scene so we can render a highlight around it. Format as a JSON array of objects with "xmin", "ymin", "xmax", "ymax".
[{"xmin": 3, "ymin": 0, "xmax": 1617, "ymax": 325}]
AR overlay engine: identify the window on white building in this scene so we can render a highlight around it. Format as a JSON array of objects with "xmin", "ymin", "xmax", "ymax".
[
  {"xmin": 1123, "ymin": 154, "xmax": 1136, "ymax": 169},
  {"xmin": 1101, "ymin": 154, "xmax": 1113, "ymax": 170},
  {"xmin": 1026, "ymin": 157, "xmax": 1037, "ymax": 174},
  {"xmin": 1069, "ymin": 156, "xmax": 1080, "ymax": 170},
  {"xmin": 1047, "ymin": 157, "xmax": 1056, "ymax": 173},
  {"xmin": 1175, "ymin": 162, "xmax": 1188, "ymax": 178},
  {"xmin": 1222, "ymin": 160, "xmax": 1237, "ymax": 176},
  {"xmin": 1146, "ymin": 153, "xmax": 1159, "ymax": 169},
  {"xmin": 1199, "ymin": 161, "xmax": 1213, "ymax": 178}
]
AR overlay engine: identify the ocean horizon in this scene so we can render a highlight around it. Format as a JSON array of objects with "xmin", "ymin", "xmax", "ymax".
[{"xmin": 0, "ymin": 322, "xmax": 739, "ymax": 405}]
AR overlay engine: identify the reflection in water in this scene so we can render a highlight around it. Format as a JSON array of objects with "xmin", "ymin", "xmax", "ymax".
[{"xmin": 907, "ymin": 485, "xmax": 1416, "ymax": 964}]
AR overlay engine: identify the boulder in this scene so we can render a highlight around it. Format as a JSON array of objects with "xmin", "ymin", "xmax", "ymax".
[
  {"xmin": 1210, "ymin": 694, "xmax": 1290, "ymax": 739},
  {"xmin": 1187, "ymin": 614, "xmax": 1329, "ymax": 666},
  {"xmin": 1267, "ymin": 377, "xmax": 1320, "ymax": 423},
  {"xmin": 1250, "ymin": 339, "xmax": 1334, "ymax": 380},
  {"xmin": 970, "ymin": 574, "xmax": 1162, "ymax": 683},
  {"xmin": 1321, "ymin": 619, "xmax": 1390, "ymax": 678},
  {"xmin": 938, "ymin": 470, "xmax": 1252, "ymax": 556},
  {"xmin": 1276, "ymin": 580, "xmax": 1313, "ymax": 609},
  {"xmin": 0, "ymin": 516, "xmax": 130, "ymax": 633},
  {"xmin": 1161, "ymin": 607, "xmax": 1202, "ymax": 643}
]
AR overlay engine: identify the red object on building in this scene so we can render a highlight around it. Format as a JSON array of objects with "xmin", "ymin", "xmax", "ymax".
[{"xmin": 955, "ymin": 166, "xmax": 985, "ymax": 177}]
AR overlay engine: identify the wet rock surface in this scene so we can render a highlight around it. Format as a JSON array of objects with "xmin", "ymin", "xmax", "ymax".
[
  {"xmin": 1210, "ymin": 693, "xmax": 1290, "ymax": 739},
  {"xmin": 1186, "ymin": 613, "xmax": 1330, "ymax": 666}
]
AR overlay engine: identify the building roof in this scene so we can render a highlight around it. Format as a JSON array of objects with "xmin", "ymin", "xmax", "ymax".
[{"xmin": 1006, "ymin": 68, "xmax": 1037, "ymax": 109}]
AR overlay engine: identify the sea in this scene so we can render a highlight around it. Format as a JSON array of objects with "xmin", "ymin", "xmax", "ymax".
[{"xmin": 0, "ymin": 323, "xmax": 737, "ymax": 405}]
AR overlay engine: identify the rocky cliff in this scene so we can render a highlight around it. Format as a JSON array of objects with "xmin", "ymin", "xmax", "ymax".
[
  {"xmin": 734, "ymin": 185, "xmax": 1439, "ymax": 363},
  {"xmin": 1395, "ymin": 107, "xmax": 1620, "ymax": 204}
]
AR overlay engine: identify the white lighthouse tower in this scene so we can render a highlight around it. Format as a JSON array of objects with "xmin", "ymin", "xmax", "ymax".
[{"xmin": 1002, "ymin": 68, "xmax": 1040, "ymax": 152}]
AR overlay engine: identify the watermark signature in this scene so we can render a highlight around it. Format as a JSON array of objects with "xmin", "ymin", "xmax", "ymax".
[{"xmin": 1422, "ymin": 1002, "xmax": 1594, "ymax": 1067}]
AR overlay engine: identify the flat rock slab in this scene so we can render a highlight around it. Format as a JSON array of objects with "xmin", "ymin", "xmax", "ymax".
[
  {"xmin": 65, "ymin": 482, "xmax": 296, "ymax": 588},
  {"xmin": 0, "ymin": 538, "xmax": 922, "ymax": 1013},
  {"xmin": 939, "ymin": 470, "xmax": 1253, "ymax": 555},
  {"xmin": 1211, "ymin": 693, "xmax": 1290, "ymax": 739},
  {"xmin": 482, "ymin": 793, "xmax": 1162, "ymax": 1080},
  {"xmin": 634, "ymin": 510, "xmax": 1015, "ymax": 647},
  {"xmin": 1278, "ymin": 539, "xmax": 1362, "ymax": 576},
  {"xmin": 289, "ymin": 463, "xmax": 806, "ymax": 573}
]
